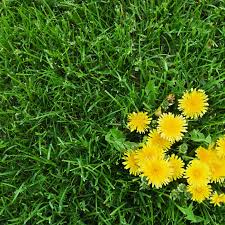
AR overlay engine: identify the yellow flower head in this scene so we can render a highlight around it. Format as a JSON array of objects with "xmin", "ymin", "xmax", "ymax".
[
  {"xmin": 216, "ymin": 136, "xmax": 225, "ymax": 158},
  {"xmin": 185, "ymin": 159, "xmax": 211, "ymax": 185},
  {"xmin": 146, "ymin": 129, "xmax": 172, "ymax": 151},
  {"xmin": 136, "ymin": 145, "xmax": 164, "ymax": 168},
  {"xmin": 127, "ymin": 112, "xmax": 151, "ymax": 133},
  {"xmin": 208, "ymin": 158, "xmax": 225, "ymax": 183},
  {"xmin": 195, "ymin": 146, "xmax": 225, "ymax": 182},
  {"xmin": 141, "ymin": 158, "xmax": 172, "ymax": 189},
  {"xmin": 187, "ymin": 184, "xmax": 212, "ymax": 203},
  {"xmin": 122, "ymin": 150, "xmax": 140, "ymax": 176},
  {"xmin": 168, "ymin": 154, "xmax": 185, "ymax": 180},
  {"xmin": 195, "ymin": 146, "xmax": 216, "ymax": 163},
  {"xmin": 210, "ymin": 192, "xmax": 225, "ymax": 206},
  {"xmin": 157, "ymin": 113, "xmax": 187, "ymax": 142},
  {"xmin": 178, "ymin": 89, "xmax": 208, "ymax": 119}
]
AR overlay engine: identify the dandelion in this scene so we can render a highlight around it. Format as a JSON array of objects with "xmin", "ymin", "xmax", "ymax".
[
  {"xmin": 127, "ymin": 112, "xmax": 151, "ymax": 133},
  {"xmin": 141, "ymin": 158, "xmax": 172, "ymax": 188},
  {"xmin": 208, "ymin": 158, "xmax": 225, "ymax": 183},
  {"xmin": 195, "ymin": 146, "xmax": 225, "ymax": 182},
  {"xmin": 187, "ymin": 184, "xmax": 212, "ymax": 203},
  {"xmin": 136, "ymin": 145, "xmax": 164, "ymax": 167},
  {"xmin": 122, "ymin": 150, "xmax": 140, "ymax": 176},
  {"xmin": 168, "ymin": 154, "xmax": 185, "ymax": 180},
  {"xmin": 157, "ymin": 113, "xmax": 187, "ymax": 142},
  {"xmin": 195, "ymin": 146, "xmax": 216, "ymax": 163},
  {"xmin": 185, "ymin": 159, "xmax": 211, "ymax": 185},
  {"xmin": 178, "ymin": 89, "xmax": 208, "ymax": 119},
  {"xmin": 216, "ymin": 136, "xmax": 225, "ymax": 158},
  {"xmin": 146, "ymin": 129, "xmax": 172, "ymax": 151},
  {"xmin": 210, "ymin": 192, "xmax": 225, "ymax": 206}
]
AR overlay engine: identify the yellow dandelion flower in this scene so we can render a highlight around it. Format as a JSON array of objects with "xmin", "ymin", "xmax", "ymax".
[
  {"xmin": 187, "ymin": 184, "xmax": 212, "ymax": 203},
  {"xmin": 127, "ymin": 112, "xmax": 151, "ymax": 133},
  {"xmin": 208, "ymin": 158, "xmax": 225, "ymax": 183},
  {"xmin": 122, "ymin": 150, "xmax": 140, "ymax": 176},
  {"xmin": 178, "ymin": 89, "xmax": 208, "ymax": 119},
  {"xmin": 168, "ymin": 154, "xmax": 185, "ymax": 180},
  {"xmin": 141, "ymin": 158, "xmax": 172, "ymax": 189},
  {"xmin": 195, "ymin": 146, "xmax": 216, "ymax": 163},
  {"xmin": 146, "ymin": 129, "xmax": 172, "ymax": 151},
  {"xmin": 210, "ymin": 192, "xmax": 225, "ymax": 206},
  {"xmin": 195, "ymin": 146, "xmax": 225, "ymax": 183},
  {"xmin": 185, "ymin": 159, "xmax": 211, "ymax": 185},
  {"xmin": 157, "ymin": 113, "xmax": 187, "ymax": 142},
  {"xmin": 216, "ymin": 136, "xmax": 225, "ymax": 158},
  {"xmin": 136, "ymin": 145, "xmax": 164, "ymax": 168}
]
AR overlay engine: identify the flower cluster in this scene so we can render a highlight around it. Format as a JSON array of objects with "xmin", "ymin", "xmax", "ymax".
[
  {"xmin": 185, "ymin": 142, "xmax": 225, "ymax": 203},
  {"xmin": 122, "ymin": 89, "xmax": 225, "ymax": 206}
]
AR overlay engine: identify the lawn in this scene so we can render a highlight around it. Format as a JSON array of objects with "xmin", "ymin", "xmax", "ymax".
[{"xmin": 1, "ymin": 0, "xmax": 225, "ymax": 224}]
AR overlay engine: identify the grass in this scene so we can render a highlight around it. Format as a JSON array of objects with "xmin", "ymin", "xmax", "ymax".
[{"xmin": 1, "ymin": 0, "xmax": 225, "ymax": 224}]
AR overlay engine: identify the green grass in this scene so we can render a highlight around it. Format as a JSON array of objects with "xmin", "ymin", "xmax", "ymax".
[{"xmin": 1, "ymin": 0, "xmax": 225, "ymax": 224}]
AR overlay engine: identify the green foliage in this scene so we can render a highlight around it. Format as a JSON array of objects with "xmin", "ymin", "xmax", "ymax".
[
  {"xmin": 1, "ymin": 0, "xmax": 225, "ymax": 224},
  {"xmin": 190, "ymin": 129, "xmax": 212, "ymax": 144},
  {"xmin": 176, "ymin": 204, "xmax": 205, "ymax": 223},
  {"xmin": 105, "ymin": 128, "xmax": 138, "ymax": 152}
]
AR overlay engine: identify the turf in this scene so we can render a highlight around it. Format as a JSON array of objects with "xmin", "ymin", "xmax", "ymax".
[{"xmin": 1, "ymin": 0, "xmax": 225, "ymax": 224}]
